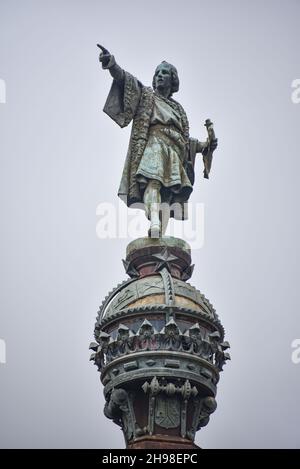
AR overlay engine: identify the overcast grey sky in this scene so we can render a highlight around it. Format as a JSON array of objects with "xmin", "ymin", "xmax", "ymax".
[{"xmin": 0, "ymin": 0, "xmax": 300, "ymax": 448}]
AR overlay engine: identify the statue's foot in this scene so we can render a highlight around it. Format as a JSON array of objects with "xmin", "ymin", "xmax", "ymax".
[{"xmin": 148, "ymin": 223, "xmax": 160, "ymax": 239}]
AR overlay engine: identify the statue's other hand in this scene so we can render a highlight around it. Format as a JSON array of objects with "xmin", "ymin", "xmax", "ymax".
[
  {"xmin": 209, "ymin": 138, "xmax": 218, "ymax": 152},
  {"xmin": 97, "ymin": 44, "xmax": 111, "ymax": 67}
]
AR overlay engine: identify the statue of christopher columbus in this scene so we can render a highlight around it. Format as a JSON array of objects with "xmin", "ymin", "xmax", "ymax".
[{"xmin": 98, "ymin": 44, "xmax": 218, "ymax": 237}]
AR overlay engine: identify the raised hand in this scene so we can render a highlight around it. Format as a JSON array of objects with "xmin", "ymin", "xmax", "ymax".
[{"xmin": 97, "ymin": 44, "xmax": 111, "ymax": 67}]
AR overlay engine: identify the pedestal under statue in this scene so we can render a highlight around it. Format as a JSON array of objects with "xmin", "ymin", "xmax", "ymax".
[{"xmin": 91, "ymin": 237, "xmax": 230, "ymax": 448}]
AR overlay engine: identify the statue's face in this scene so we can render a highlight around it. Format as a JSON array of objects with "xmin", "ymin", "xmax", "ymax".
[
  {"xmin": 190, "ymin": 330, "xmax": 200, "ymax": 341},
  {"xmin": 141, "ymin": 325, "xmax": 152, "ymax": 339},
  {"xmin": 154, "ymin": 64, "xmax": 172, "ymax": 90},
  {"xmin": 166, "ymin": 324, "xmax": 178, "ymax": 338},
  {"xmin": 118, "ymin": 330, "xmax": 129, "ymax": 342}
]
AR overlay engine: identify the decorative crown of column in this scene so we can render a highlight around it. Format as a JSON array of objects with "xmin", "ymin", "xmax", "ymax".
[{"xmin": 90, "ymin": 237, "xmax": 230, "ymax": 449}]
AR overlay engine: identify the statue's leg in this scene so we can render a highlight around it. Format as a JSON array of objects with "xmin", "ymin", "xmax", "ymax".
[
  {"xmin": 143, "ymin": 179, "xmax": 161, "ymax": 238},
  {"xmin": 160, "ymin": 202, "xmax": 170, "ymax": 237}
]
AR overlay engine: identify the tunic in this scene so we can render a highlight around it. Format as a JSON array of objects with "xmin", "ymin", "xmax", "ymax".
[{"xmin": 136, "ymin": 93, "xmax": 193, "ymax": 203}]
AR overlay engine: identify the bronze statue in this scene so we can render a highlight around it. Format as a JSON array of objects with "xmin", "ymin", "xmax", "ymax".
[{"xmin": 98, "ymin": 44, "xmax": 217, "ymax": 237}]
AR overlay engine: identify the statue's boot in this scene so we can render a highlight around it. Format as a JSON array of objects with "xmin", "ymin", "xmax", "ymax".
[
  {"xmin": 149, "ymin": 203, "xmax": 160, "ymax": 238},
  {"xmin": 144, "ymin": 180, "xmax": 162, "ymax": 238},
  {"xmin": 160, "ymin": 204, "xmax": 170, "ymax": 237}
]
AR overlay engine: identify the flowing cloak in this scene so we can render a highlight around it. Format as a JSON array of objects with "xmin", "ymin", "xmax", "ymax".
[{"xmin": 103, "ymin": 69, "xmax": 198, "ymax": 220}]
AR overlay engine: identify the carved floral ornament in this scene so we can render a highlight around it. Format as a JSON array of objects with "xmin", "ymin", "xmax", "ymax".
[{"xmin": 90, "ymin": 318, "xmax": 230, "ymax": 372}]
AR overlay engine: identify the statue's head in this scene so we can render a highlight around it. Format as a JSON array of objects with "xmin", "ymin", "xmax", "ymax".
[{"xmin": 152, "ymin": 61, "xmax": 179, "ymax": 96}]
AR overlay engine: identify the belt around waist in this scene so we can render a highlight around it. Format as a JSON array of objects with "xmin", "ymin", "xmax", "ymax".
[{"xmin": 149, "ymin": 123, "xmax": 183, "ymax": 134}]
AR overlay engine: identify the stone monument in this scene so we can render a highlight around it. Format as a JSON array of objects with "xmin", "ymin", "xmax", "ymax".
[{"xmin": 90, "ymin": 45, "xmax": 230, "ymax": 449}]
